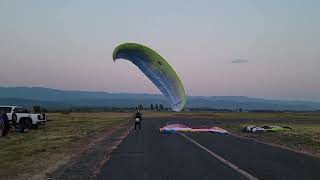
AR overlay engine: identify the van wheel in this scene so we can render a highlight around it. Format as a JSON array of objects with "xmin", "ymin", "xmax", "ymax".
[
  {"xmin": 19, "ymin": 119, "xmax": 27, "ymax": 132},
  {"xmin": 26, "ymin": 119, "xmax": 32, "ymax": 130}
]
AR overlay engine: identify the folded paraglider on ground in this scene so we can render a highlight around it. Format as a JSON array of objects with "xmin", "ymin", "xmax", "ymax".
[
  {"xmin": 159, "ymin": 124, "xmax": 229, "ymax": 134},
  {"xmin": 243, "ymin": 125, "xmax": 292, "ymax": 133}
]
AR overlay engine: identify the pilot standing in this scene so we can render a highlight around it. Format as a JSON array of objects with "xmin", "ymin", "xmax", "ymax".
[{"xmin": 134, "ymin": 110, "xmax": 142, "ymax": 130}]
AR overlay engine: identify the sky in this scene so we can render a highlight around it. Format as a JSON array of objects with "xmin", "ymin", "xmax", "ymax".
[{"xmin": 0, "ymin": 0, "xmax": 319, "ymax": 101}]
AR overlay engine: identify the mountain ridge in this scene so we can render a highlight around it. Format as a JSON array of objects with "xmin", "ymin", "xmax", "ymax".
[{"xmin": 0, "ymin": 87, "xmax": 319, "ymax": 111}]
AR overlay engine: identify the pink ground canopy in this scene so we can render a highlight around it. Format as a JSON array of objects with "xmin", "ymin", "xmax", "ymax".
[{"xmin": 160, "ymin": 124, "xmax": 229, "ymax": 134}]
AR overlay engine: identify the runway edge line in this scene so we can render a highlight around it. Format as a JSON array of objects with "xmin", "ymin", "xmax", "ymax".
[{"xmin": 178, "ymin": 132, "xmax": 259, "ymax": 180}]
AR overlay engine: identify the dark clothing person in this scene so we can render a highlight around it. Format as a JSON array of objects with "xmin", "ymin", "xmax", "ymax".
[
  {"xmin": 1, "ymin": 113, "xmax": 10, "ymax": 136},
  {"xmin": 134, "ymin": 111, "xmax": 142, "ymax": 130},
  {"xmin": 134, "ymin": 120, "xmax": 141, "ymax": 130}
]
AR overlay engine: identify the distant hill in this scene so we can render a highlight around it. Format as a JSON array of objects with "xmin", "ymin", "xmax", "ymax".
[{"xmin": 0, "ymin": 87, "xmax": 319, "ymax": 111}]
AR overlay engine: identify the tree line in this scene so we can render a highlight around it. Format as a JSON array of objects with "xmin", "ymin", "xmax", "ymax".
[{"xmin": 137, "ymin": 104, "xmax": 168, "ymax": 111}]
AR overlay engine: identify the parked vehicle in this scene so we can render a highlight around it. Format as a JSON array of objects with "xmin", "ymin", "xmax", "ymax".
[{"xmin": 0, "ymin": 106, "xmax": 47, "ymax": 131}]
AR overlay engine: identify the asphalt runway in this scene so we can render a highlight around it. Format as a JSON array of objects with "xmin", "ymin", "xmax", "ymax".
[{"xmin": 97, "ymin": 118, "xmax": 320, "ymax": 180}]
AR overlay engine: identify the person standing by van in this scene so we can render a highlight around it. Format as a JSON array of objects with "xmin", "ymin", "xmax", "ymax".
[{"xmin": 0, "ymin": 110, "xmax": 10, "ymax": 136}]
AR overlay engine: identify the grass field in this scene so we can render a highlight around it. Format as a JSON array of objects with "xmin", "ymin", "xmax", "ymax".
[
  {"xmin": 1, "ymin": 111, "xmax": 319, "ymax": 179},
  {"xmin": 0, "ymin": 112, "xmax": 130, "ymax": 179},
  {"xmin": 211, "ymin": 113, "xmax": 320, "ymax": 156}
]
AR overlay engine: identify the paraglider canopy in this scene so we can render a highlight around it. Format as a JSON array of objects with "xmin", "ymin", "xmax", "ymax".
[
  {"xmin": 112, "ymin": 43, "xmax": 186, "ymax": 112},
  {"xmin": 159, "ymin": 124, "xmax": 229, "ymax": 134}
]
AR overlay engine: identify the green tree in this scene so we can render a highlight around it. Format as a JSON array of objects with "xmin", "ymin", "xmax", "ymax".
[
  {"xmin": 138, "ymin": 105, "xmax": 143, "ymax": 110},
  {"xmin": 41, "ymin": 107, "xmax": 48, "ymax": 113},
  {"xmin": 150, "ymin": 104, "xmax": 154, "ymax": 110},
  {"xmin": 33, "ymin": 106, "xmax": 41, "ymax": 113}
]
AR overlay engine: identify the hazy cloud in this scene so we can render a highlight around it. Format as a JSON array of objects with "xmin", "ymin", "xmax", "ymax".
[{"xmin": 231, "ymin": 59, "xmax": 249, "ymax": 64}]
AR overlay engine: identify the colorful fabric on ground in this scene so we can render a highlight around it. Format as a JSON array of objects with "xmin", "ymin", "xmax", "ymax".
[
  {"xmin": 160, "ymin": 124, "xmax": 229, "ymax": 134},
  {"xmin": 160, "ymin": 124, "xmax": 192, "ymax": 133},
  {"xmin": 243, "ymin": 125, "xmax": 291, "ymax": 133}
]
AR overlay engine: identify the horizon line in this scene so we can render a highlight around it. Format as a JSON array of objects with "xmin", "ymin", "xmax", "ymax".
[{"xmin": 0, "ymin": 86, "xmax": 319, "ymax": 103}]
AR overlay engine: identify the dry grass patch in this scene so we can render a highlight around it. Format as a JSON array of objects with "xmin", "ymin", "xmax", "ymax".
[{"xmin": 0, "ymin": 112, "xmax": 130, "ymax": 180}]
